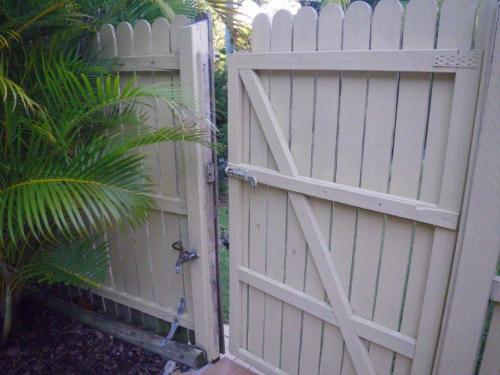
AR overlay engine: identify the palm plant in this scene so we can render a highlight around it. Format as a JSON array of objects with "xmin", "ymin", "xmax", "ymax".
[{"xmin": 0, "ymin": 0, "xmax": 207, "ymax": 346}]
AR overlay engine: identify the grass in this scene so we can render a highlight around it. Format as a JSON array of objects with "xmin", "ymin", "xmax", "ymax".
[{"xmin": 218, "ymin": 206, "xmax": 230, "ymax": 323}]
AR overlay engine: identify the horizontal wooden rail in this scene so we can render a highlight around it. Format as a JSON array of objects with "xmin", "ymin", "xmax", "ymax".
[
  {"xmin": 149, "ymin": 194, "xmax": 188, "ymax": 215},
  {"xmin": 491, "ymin": 276, "xmax": 500, "ymax": 303},
  {"xmin": 92, "ymin": 286, "xmax": 195, "ymax": 330},
  {"xmin": 226, "ymin": 163, "xmax": 458, "ymax": 229},
  {"xmin": 239, "ymin": 267, "xmax": 416, "ymax": 358},
  {"xmin": 109, "ymin": 54, "xmax": 180, "ymax": 71},
  {"xmin": 230, "ymin": 49, "xmax": 482, "ymax": 73}
]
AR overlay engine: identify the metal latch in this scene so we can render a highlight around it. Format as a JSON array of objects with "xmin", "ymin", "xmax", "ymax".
[
  {"xmin": 225, "ymin": 166, "xmax": 257, "ymax": 188},
  {"xmin": 160, "ymin": 297, "xmax": 186, "ymax": 345},
  {"xmin": 172, "ymin": 241, "xmax": 199, "ymax": 273}
]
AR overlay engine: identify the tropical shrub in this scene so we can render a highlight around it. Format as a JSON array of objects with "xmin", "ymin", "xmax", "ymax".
[{"xmin": 0, "ymin": 0, "xmax": 206, "ymax": 346}]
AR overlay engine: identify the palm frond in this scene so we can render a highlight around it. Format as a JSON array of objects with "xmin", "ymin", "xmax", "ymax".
[
  {"xmin": 27, "ymin": 237, "xmax": 110, "ymax": 288},
  {"xmin": 0, "ymin": 71, "xmax": 40, "ymax": 111}
]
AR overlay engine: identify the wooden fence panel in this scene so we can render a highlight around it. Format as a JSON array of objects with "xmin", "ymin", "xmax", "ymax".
[
  {"xmin": 91, "ymin": 17, "xmax": 219, "ymax": 360},
  {"xmin": 228, "ymin": 0, "xmax": 485, "ymax": 373}
]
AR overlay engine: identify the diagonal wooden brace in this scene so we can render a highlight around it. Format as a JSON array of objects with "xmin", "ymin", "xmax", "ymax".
[{"xmin": 239, "ymin": 68, "xmax": 377, "ymax": 375}]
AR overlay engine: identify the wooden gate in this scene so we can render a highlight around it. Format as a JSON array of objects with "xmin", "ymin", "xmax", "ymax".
[
  {"xmin": 90, "ymin": 17, "xmax": 220, "ymax": 360},
  {"xmin": 227, "ymin": 0, "xmax": 490, "ymax": 374}
]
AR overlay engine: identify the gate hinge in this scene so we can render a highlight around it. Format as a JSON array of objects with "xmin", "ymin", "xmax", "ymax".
[{"xmin": 206, "ymin": 161, "xmax": 216, "ymax": 183}]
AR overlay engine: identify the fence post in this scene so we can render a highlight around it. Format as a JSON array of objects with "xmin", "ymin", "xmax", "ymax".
[
  {"xmin": 178, "ymin": 20, "xmax": 220, "ymax": 361},
  {"xmin": 434, "ymin": 3, "xmax": 500, "ymax": 374}
]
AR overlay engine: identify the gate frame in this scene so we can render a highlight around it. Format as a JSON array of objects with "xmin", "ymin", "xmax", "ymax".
[
  {"xmin": 92, "ymin": 16, "xmax": 221, "ymax": 362},
  {"xmin": 435, "ymin": 2, "xmax": 500, "ymax": 374},
  {"xmin": 228, "ymin": 47, "xmax": 484, "ymax": 375}
]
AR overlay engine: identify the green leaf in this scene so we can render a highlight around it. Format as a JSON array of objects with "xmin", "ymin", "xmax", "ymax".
[{"xmin": 27, "ymin": 237, "xmax": 110, "ymax": 288}]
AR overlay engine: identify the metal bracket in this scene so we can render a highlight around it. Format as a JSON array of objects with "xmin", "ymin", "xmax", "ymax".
[
  {"xmin": 225, "ymin": 166, "xmax": 257, "ymax": 188},
  {"xmin": 206, "ymin": 161, "xmax": 216, "ymax": 183},
  {"xmin": 172, "ymin": 241, "xmax": 199, "ymax": 273},
  {"xmin": 160, "ymin": 297, "xmax": 186, "ymax": 346},
  {"xmin": 433, "ymin": 51, "xmax": 482, "ymax": 68}
]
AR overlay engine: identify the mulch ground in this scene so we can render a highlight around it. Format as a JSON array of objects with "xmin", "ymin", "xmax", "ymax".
[{"xmin": 0, "ymin": 299, "xmax": 167, "ymax": 375}]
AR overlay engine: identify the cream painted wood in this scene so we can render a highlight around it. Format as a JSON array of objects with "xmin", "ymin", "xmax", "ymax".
[
  {"xmin": 391, "ymin": 1, "xmax": 438, "ymax": 373},
  {"xmin": 228, "ymin": 34, "xmax": 247, "ymax": 358},
  {"xmin": 112, "ymin": 54, "xmax": 180, "ymax": 71},
  {"xmin": 349, "ymin": 2, "xmax": 402, "ymax": 374},
  {"xmin": 115, "ymin": 22, "xmax": 141, "ymax": 297},
  {"xmin": 230, "ymin": 49, "xmax": 480, "ymax": 73},
  {"xmin": 290, "ymin": 8, "xmax": 324, "ymax": 375},
  {"xmin": 411, "ymin": 0, "xmax": 482, "ymax": 373},
  {"xmin": 224, "ymin": 163, "xmax": 458, "ymax": 229},
  {"xmin": 335, "ymin": 4, "xmax": 372, "ymax": 375},
  {"xmin": 315, "ymin": 5, "xmax": 345, "ymax": 374},
  {"xmin": 95, "ymin": 18, "xmax": 219, "ymax": 360},
  {"xmin": 150, "ymin": 18, "xmax": 187, "ymax": 311},
  {"xmin": 91, "ymin": 285, "xmax": 194, "ymax": 329},
  {"xmin": 349, "ymin": 0, "xmax": 402, "ymax": 358},
  {"xmin": 262, "ymin": 9, "xmax": 292, "ymax": 370},
  {"xmin": 280, "ymin": 9, "xmax": 316, "ymax": 374},
  {"xmin": 239, "ymin": 267, "xmax": 416, "ymax": 358},
  {"xmin": 239, "ymin": 68, "xmax": 377, "ymax": 375},
  {"xmin": 98, "ymin": 24, "xmax": 122, "ymax": 290},
  {"xmin": 246, "ymin": 13, "xmax": 270, "ymax": 361},
  {"xmin": 437, "ymin": 2, "xmax": 500, "ymax": 373},
  {"xmin": 178, "ymin": 20, "xmax": 219, "ymax": 360},
  {"xmin": 228, "ymin": 3, "xmax": 485, "ymax": 374},
  {"xmin": 132, "ymin": 19, "xmax": 156, "ymax": 303}
]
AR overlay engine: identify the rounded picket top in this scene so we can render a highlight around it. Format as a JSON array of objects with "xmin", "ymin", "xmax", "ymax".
[
  {"xmin": 293, "ymin": 6, "xmax": 318, "ymax": 51},
  {"xmin": 403, "ymin": 0, "xmax": 438, "ymax": 49},
  {"xmin": 152, "ymin": 18, "xmax": 171, "ymax": 54},
  {"xmin": 133, "ymin": 19, "xmax": 153, "ymax": 55},
  {"xmin": 372, "ymin": 0, "xmax": 403, "ymax": 49},
  {"xmin": 438, "ymin": 0, "xmax": 479, "ymax": 48},
  {"xmin": 252, "ymin": 13, "xmax": 271, "ymax": 52},
  {"xmin": 344, "ymin": 0, "xmax": 372, "ymax": 50},
  {"xmin": 271, "ymin": 9, "xmax": 293, "ymax": 52},
  {"xmin": 116, "ymin": 22, "xmax": 134, "ymax": 56},
  {"xmin": 98, "ymin": 24, "xmax": 117, "ymax": 58},
  {"xmin": 318, "ymin": 4, "xmax": 344, "ymax": 51},
  {"xmin": 170, "ymin": 15, "xmax": 189, "ymax": 54}
]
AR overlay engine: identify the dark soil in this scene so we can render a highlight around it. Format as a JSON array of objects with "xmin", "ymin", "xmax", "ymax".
[{"xmin": 0, "ymin": 299, "xmax": 167, "ymax": 375}]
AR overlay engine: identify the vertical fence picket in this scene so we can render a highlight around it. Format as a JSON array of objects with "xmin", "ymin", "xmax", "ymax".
[
  {"xmin": 349, "ymin": 3, "xmax": 403, "ymax": 370},
  {"xmin": 98, "ymin": 24, "xmax": 122, "ymax": 291},
  {"xmin": 147, "ymin": 18, "xmax": 175, "ymax": 310},
  {"xmin": 131, "ymin": 20, "xmax": 156, "ymax": 303},
  {"xmin": 411, "ymin": 0, "xmax": 480, "ymax": 373},
  {"xmin": 293, "ymin": 8, "xmax": 325, "ymax": 375},
  {"xmin": 315, "ymin": 5, "xmax": 345, "ymax": 374},
  {"xmin": 263, "ymin": 9, "xmax": 293, "ymax": 369},
  {"xmin": 334, "ymin": 3, "xmax": 372, "ymax": 375},
  {"xmin": 391, "ymin": 0, "xmax": 438, "ymax": 373},
  {"xmin": 115, "ymin": 22, "xmax": 140, "ymax": 297},
  {"xmin": 349, "ymin": 0, "xmax": 403, "ymax": 373},
  {"xmin": 152, "ymin": 18, "xmax": 177, "ymax": 198},
  {"xmin": 279, "ymin": 7, "xmax": 318, "ymax": 375},
  {"xmin": 247, "ymin": 13, "xmax": 271, "ymax": 359}
]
